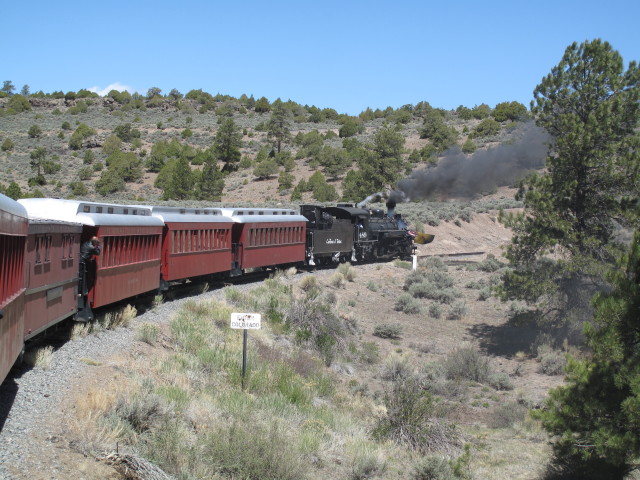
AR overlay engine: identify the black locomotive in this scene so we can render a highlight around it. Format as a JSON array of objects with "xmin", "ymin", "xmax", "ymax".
[{"xmin": 301, "ymin": 198, "xmax": 424, "ymax": 266}]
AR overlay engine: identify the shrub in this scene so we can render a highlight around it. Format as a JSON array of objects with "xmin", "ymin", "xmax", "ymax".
[
  {"xmin": 418, "ymin": 256, "xmax": 447, "ymax": 271},
  {"xmin": 69, "ymin": 123, "xmax": 96, "ymax": 150},
  {"xmin": 488, "ymin": 401, "xmax": 528, "ymax": 428},
  {"xmin": 408, "ymin": 281, "xmax": 436, "ymax": 299},
  {"xmin": 337, "ymin": 262, "xmax": 356, "ymax": 281},
  {"xmin": 447, "ymin": 301, "xmax": 467, "ymax": 320},
  {"xmin": 478, "ymin": 288, "xmax": 492, "ymax": 301},
  {"xmin": 28, "ymin": 124, "xmax": 42, "ymax": 138},
  {"xmin": 78, "ymin": 167, "xmax": 93, "ymax": 181},
  {"xmin": 360, "ymin": 341, "xmax": 380, "ymax": 364},
  {"xmin": 488, "ymin": 372, "xmax": 514, "ymax": 391},
  {"xmin": 328, "ymin": 272, "xmax": 346, "ymax": 288},
  {"xmin": 373, "ymin": 323, "xmax": 403, "ymax": 339},
  {"xmin": 138, "ymin": 323, "xmax": 161, "ymax": 345},
  {"xmin": 470, "ymin": 118, "xmax": 500, "ymax": 139},
  {"xmin": 6, "ymin": 94, "xmax": 31, "ymax": 113},
  {"xmin": 444, "ymin": 346, "xmax": 491, "ymax": 383},
  {"xmin": 1, "ymin": 138, "xmax": 14, "ymax": 151},
  {"xmin": 287, "ymin": 294, "xmax": 346, "ymax": 366},
  {"xmin": 411, "ymin": 456, "xmax": 456, "ymax": 480},
  {"xmin": 298, "ymin": 275, "xmax": 318, "ymax": 292},
  {"xmin": 461, "ymin": 139, "xmax": 476, "ymax": 154},
  {"xmin": 395, "ymin": 293, "xmax": 422, "ymax": 314},
  {"xmin": 539, "ymin": 350, "xmax": 566, "ymax": 375},
  {"xmin": 373, "ymin": 377, "xmax": 460, "ymax": 453},
  {"xmin": 477, "ymin": 254, "xmax": 504, "ymax": 272},
  {"xmin": 197, "ymin": 421, "xmax": 307, "ymax": 480},
  {"xmin": 428, "ymin": 303, "xmax": 442, "ymax": 319},
  {"xmin": 381, "ymin": 356, "xmax": 412, "ymax": 381},
  {"xmin": 69, "ymin": 181, "xmax": 88, "ymax": 196},
  {"xmin": 351, "ymin": 454, "xmax": 387, "ymax": 480}
]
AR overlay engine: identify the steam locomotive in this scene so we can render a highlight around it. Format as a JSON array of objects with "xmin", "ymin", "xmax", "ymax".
[
  {"xmin": 0, "ymin": 193, "xmax": 429, "ymax": 385},
  {"xmin": 302, "ymin": 200, "xmax": 417, "ymax": 265}
]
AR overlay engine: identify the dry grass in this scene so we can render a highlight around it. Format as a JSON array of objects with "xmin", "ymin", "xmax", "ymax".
[
  {"xmin": 67, "ymin": 380, "xmax": 133, "ymax": 456},
  {"xmin": 70, "ymin": 322, "xmax": 91, "ymax": 340},
  {"xmin": 25, "ymin": 345, "xmax": 55, "ymax": 369},
  {"xmin": 99, "ymin": 304, "xmax": 137, "ymax": 330},
  {"xmin": 59, "ymin": 255, "xmax": 564, "ymax": 479}
]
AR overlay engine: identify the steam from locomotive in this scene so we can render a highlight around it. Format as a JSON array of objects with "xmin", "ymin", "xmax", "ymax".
[{"xmin": 393, "ymin": 122, "xmax": 550, "ymax": 202}]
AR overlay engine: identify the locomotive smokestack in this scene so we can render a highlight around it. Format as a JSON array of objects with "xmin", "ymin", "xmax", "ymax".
[{"xmin": 386, "ymin": 198, "xmax": 396, "ymax": 217}]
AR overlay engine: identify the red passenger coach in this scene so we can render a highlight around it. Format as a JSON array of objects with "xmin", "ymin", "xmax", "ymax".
[
  {"xmin": 23, "ymin": 220, "xmax": 82, "ymax": 339},
  {"xmin": 220, "ymin": 208, "xmax": 307, "ymax": 273},
  {"xmin": 0, "ymin": 194, "xmax": 28, "ymax": 384},
  {"xmin": 19, "ymin": 199, "xmax": 164, "ymax": 321},
  {"xmin": 147, "ymin": 206, "xmax": 233, "ymax": 287}
]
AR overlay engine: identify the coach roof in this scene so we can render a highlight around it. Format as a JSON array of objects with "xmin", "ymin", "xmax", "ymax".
[
  {"xmin": 144, "ymin": 205, "xmax": 232, "ymax": 224},
  {"xmin": 18, "ymin": 198, "xmax": 164, "ymax": 227},
  {"xmin": 1, "ymin": 193, "xmax": 28, "ymax": 220},
  {"xmin": 219, "ymin": 207, "xmax": 307, "ymax": 223}
]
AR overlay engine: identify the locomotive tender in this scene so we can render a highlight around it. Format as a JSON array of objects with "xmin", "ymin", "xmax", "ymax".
[{"xmin": 0, "ymin": 194, "xmax": 426, "ymax": 385}]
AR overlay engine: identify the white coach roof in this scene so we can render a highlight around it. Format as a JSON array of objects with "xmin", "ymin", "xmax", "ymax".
[
  {"xmin": 144, "ymin": 205, "xmax": 232, "ymax": 224},
  {"xmin": 219, "ymin": 207, "xmax": 307, "ymax": 223},
  {"xmin": 0, "ymin": 193, "xmax": 28, "ymax": 220},
  {"xmin": 18, "ymin": 198, "xmax": 164, "ymax": 227}
]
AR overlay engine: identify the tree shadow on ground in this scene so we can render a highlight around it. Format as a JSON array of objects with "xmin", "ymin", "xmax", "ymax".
[{"xmin": 467, "ymin": 320, "xmax": 541, "ymax": 358}]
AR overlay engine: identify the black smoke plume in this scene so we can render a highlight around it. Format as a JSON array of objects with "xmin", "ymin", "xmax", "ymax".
[{"xmin": 392, "ymin": 123, "xmax": 551, "ymax": 202}]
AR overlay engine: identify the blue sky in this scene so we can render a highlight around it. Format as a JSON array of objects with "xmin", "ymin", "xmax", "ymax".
[{"xmin": 3, "ymin": 0, "xmax": 638, "ymax": 115}]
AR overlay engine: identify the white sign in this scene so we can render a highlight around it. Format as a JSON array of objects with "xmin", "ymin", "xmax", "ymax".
[{"xmin": 230, "ymin": 312, "xmax": 262, "ymax": 330}]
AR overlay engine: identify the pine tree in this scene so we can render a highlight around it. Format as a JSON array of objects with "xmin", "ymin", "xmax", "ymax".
[
  {"xmin": 29, "ymin": 147, "xmax": 46, "ymax": 176},
  {"xmin": 342, "ymin": 125, "xmax": 406, "ymax": 201},
  {"xmin": 500, "ymin": 39, "xmax": 640, "ymax": 322},
  {"xmin": 267, "ymin": 100, "xmax": 291, "ymax": 153},
  {"xmin": 536, "ymin": 231, "xmax": 640, "ymax": 479},
  {"xmin": 214, "ymin": 118, "xmax": 242, "ymax": 172},
  {"xmin": 196, "ymin": 159, "xmax": 224, "ymax": 201},
  {"xmin": 163, "ymin": 157, "xmax": 193, "ymax": 200}
]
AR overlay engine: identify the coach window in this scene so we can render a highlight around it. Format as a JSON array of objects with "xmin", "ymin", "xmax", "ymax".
[
  {"xmin": 34, "ymin": 236, "xmax": 41, "ymax": 264},
  {"xmin": 101, "ymin": 237, "xmax": 108, "ymax": 266},
  {"xmin": 136, "ymin": 236, "xmax": 142, "ymax": 262},
  {"xmin": 125, "ymin": 237, "xmax": 131, "ymax": 264},
  {"xmin": 43, "ymin": 235, "xmax": 51, "ymax": 263},
  {"xmin": 119, "ymin": 237, "xmax": 125, "ymax": 265}
]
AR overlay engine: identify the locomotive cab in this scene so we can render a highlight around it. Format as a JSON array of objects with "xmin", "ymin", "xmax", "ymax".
[{"xmin": 302, "ymin": 205, "xmax": 357, "ymax": 266}]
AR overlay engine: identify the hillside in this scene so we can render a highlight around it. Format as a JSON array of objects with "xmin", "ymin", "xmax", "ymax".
[{"xmin": 0, "ymin": 94, "xmax": 533, "ymax": 215}]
